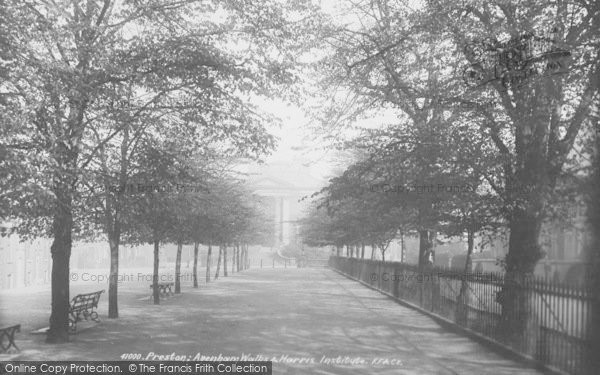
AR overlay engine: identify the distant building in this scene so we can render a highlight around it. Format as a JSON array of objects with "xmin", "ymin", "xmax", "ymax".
[
  {"xmin": 248, "ymin": 161, "xmax": 325, "ymax": 247},
  {"xmin": 0, "ymin": 161, "xmax": 327, "ymax": 290},
  {"xmin": 0, "ymin": 223, "xmax": 173, "ymax": 290},
  {"xmin": 0, "ymin": 224, "xmax": 52, "ymax": 289},
  {"xmin": 383, "ymin": 200, "xmax": 590, "ymax": 282}
]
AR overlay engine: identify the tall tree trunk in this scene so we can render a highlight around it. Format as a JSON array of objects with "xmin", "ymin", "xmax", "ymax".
[
  {"xmin": 45, "ymin": 64, "xmax": 88, "ymax": 344},
  {"xmin": 240, "ymin": 244, "xmax": 244, "ymax": 270},
  {"xmin": 236, "ymin": 244, "xmax": 241, "ymax": 271},
  {"xmin": 399, "ymin": 230, "xmax": 405, "ymax": 263},
  {"xmin": 506, "ymin": 210, "xmax": 543, "ymax": 274},
  {"xmin": 175, "ymin": 241, "xmax": 183, "ymax": 293},
  {"xmin": 152, "ymin": 239, "xmax": 160, "ymax": 305},
  {"xmin": 108, "ymin": 232, "xmax": 120, "ymax": 318},
  {"xmin": 46, "ymin": 185, "xmax": 72, "ymax": 343},
  {"xmin": 231, "ymin": 245, "xmax": 236, "ymax": 273},
  {"xmin": 223, "ymin": 245, "xmax": 228, "ymax": 277},
  {"xmin": 497, "ymin": 100, "xmax": 551, "ymax": 350},
  {"xmin": 456, "ymin": 228, "xmax": 475, "ymax": 326},
  {"xmin": 214, "ymin": 245, "xmax": 222, "ymax": 279},
  {"xmin": 498, "ymin": 208, "xmax": 544, "ymax": 349},
  {"xmin": 371, "ymin": 244, "xmax": 376, "ymax": 260},
  {"xmin": 240, "ymin": 244, "xmax": 245, "ymax": 270},
  {"xmin": 106, "ymin": 122, "xmax": 128, "ymax": 319},
  {"xmin": 205, "ymin": 244, "xmax": 212, "ymax": 283},
  {"xmin": 418, "ymin": 230, "xmax": 435, "ymax": 271},
  {"xmin": 361, "ymin": 243, "xmax": 365, "ymax": 259},
  {"xmin": 584, "ymin": 129, "xmax": 600, "ymax": 375},
  {"xmin": 104, "ymin": 177, "xmax": 121, "ymax": 319},
  {"xmin": 193, "ymin": 242, "xmax": 199, "ymax": 288},
  {"xmin": 47, "ymin": 118, "xmax": 84, "ymax": 343}
]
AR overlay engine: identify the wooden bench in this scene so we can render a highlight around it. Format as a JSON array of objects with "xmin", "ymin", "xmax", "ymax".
[
  {"xmin": 68, "ymin": 290, "xmax": 104, "ymax": 333},
  {"xmin": 0, "ymin": 324, "xmax": 20, "ymax": 353},
  {"xmin": 150, "ymin": 282, "xmax": 174, "ymax": 297}
]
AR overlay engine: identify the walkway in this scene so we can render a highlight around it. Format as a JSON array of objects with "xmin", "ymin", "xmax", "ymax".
[{"xmin": 0, "ymin": 268, "xmax": 548, "ymax": 374}]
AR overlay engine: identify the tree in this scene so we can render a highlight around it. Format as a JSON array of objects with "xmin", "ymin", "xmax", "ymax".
[
  {"xmin": 312, "ymin": 0, "xmax": 476, "ymax": 268},
  {"xmin": 583, "ymin": 73, "xmax": 600, "ymax": 375},
  {"xmin": 125, "ymin": 140, "xmax": 186, "ymax": 304},
  {"xmin": 2, "ymin": 0, "xmax": 323, "ymax": 341},
  {"xmin": 423, "ymin": 0, "xmax": 600, "ymax": 345},
  {"xmin": 313, "ymin": 0, "xmax": 599, "ymax": 349}
]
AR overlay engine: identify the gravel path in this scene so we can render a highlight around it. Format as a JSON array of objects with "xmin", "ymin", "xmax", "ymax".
[{"xmin": 0, "ymin": 267, "xmax": 549, "ymax": 374}]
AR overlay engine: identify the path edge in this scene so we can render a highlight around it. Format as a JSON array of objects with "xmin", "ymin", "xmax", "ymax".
[{"xmin": 328, "ymin": 267, "xmax": 566, "ymax": 375}]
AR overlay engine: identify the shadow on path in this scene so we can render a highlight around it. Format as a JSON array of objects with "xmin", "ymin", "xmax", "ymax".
[{"xmin": 0, "ymin": 268, "xmax": 549, "ymax": 374}]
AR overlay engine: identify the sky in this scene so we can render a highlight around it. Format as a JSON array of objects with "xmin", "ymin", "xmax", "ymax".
[
  {"xmin": 249, "ymin": 96, "xmax": 333, "ymax": 189},
  {"xmin": 245, "ymin": 0, "xmax": 425, "ymax": 191}
]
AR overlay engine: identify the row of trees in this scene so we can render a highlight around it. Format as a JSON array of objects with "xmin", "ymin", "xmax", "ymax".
[
  {"xmin": 119, "ymin": 174, "xmax": 272, "ymax": 306},
  {"xmin": 0, "ymin": 0, "xmax": 321, "ymax": 343},
  {"xmin": 301, "ymin": 0, "xmax": 599, "ymax": 367}
]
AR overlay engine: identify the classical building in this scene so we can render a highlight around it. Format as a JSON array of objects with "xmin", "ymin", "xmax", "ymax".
[{"xmin": 248, "ymin": 161, "xmax": 325, "ymax": 247}]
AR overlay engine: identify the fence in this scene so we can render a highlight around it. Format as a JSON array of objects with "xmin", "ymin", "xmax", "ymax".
[
  {"xmin": 329, "ymin": 256, "xmax": 594, "ymax": 375},
  {"xmin": 247, "ymin": 258, "xmax": 295, "ymax": 268}
]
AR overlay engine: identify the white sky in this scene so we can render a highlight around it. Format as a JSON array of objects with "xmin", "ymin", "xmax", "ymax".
[
  {"xmin": 248, "ymin": 0, "xmax": 425, "ymax": 188},
  {"xmin": 252, "ymin": 96, "xmax": 334, "ymax": 185}
]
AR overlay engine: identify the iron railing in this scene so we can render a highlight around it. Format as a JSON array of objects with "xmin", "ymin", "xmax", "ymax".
[{"xmin": 329, "ymin": 256, "xmax": 594, "ymax": 375}]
